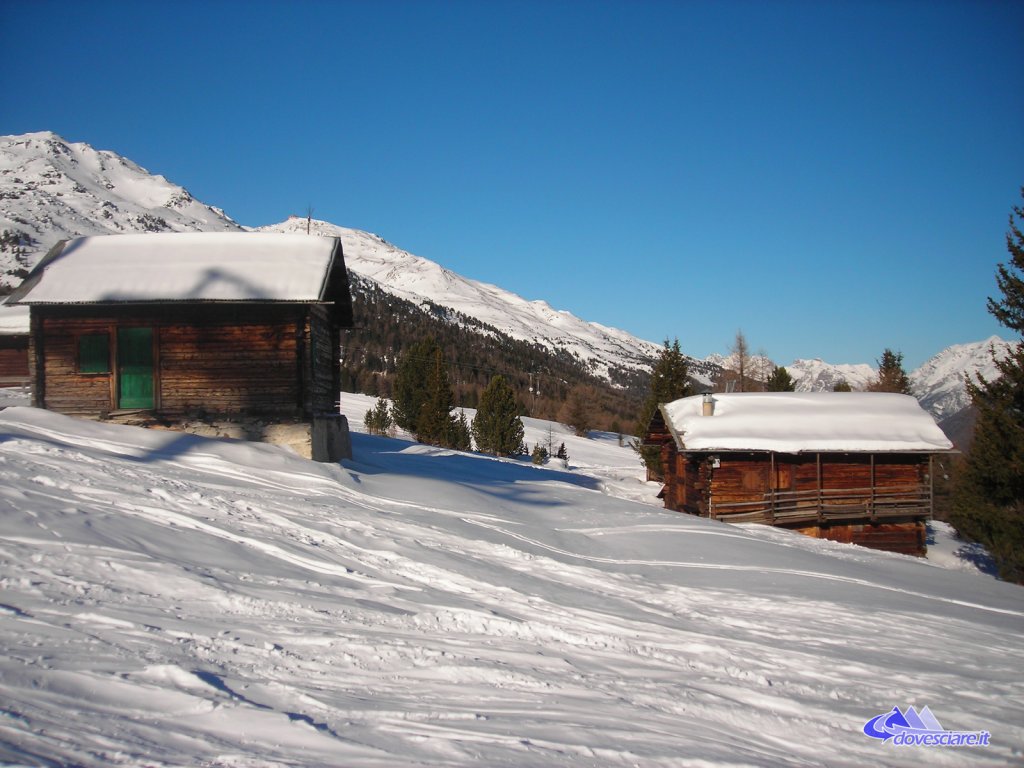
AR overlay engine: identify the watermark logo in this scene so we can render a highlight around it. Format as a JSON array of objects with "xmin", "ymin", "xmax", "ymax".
[{"xmin": 863, "ymin": 706, "xmax": 991, "ymax": 748}]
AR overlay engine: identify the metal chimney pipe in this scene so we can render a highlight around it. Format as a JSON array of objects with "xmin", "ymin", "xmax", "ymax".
[{"xmin": 702, "ymin": 392, "xmax": 714, "ymax": 416}]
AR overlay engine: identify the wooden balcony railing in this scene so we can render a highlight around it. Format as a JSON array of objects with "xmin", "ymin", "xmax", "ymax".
[{"xmin": 711, "ymin": 484, "xmax": 932, "ymax": 526}]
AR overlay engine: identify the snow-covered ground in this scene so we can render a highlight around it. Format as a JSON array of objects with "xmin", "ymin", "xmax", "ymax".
[{"xmin": 1, "ymin": 393, "xmax": 1021, "ymax": 766}]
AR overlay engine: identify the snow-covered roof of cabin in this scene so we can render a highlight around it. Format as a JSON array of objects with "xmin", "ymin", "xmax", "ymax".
[
  {"xmin": 660, "ymin": 392, "xmax": 953, "ymax": 453},
  {"xmin": 0, "ymin": 300, "xmax": 30, "ymax": 335},
  {"xmin": 7, "ymin": 232, "xmax": 346, "ymax": 305}
]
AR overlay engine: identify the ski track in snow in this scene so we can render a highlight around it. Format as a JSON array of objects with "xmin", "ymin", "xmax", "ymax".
[{"xmin": 0, "ymin": 397, "xmax": 1022, "ymax": 767}]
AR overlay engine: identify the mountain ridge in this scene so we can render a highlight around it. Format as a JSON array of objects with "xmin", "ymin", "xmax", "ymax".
[{"xmin": 0, "ymin": 131, "xmax": 1013, "ymax": 425}]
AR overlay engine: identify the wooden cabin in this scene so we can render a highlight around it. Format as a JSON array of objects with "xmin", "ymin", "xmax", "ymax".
[
  {"xmin": 7, "ymin": 232, "xmax": 354, "ymax": 461},
  {"xmin": 0, "ymin": 300, "xmax": 30, "ymax": 386},
  {"xmin": 645, "ymin": 392, "xmax": 954, "ymax": 556}
]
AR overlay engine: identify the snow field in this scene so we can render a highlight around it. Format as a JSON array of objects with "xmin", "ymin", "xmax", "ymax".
[{"xmin": 0, "ymin": 398, "xmax": 1021, "ymax": 766}]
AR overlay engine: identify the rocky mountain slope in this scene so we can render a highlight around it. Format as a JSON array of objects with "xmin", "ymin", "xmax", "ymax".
[
  {"xmin": 787, "ymin": 358, "xmax": 877, "ymax": 392},
  {"xmin": 909, "ymin": 335, "xmax": 1014, "ymax": 420}
]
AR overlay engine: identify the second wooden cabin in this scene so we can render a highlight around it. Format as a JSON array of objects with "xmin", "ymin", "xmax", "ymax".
[{"xmin": 645, "ymin": 392, "xmax": 954, "ymax": 555}]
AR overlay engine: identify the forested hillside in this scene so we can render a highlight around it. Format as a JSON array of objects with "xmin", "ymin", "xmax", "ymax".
[{"xmin": 341, "ymin": 274, "xmax": 653, "ymax": 433}]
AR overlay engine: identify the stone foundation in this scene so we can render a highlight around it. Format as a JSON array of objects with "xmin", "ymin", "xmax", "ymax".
[{"xmin": 115, "ymin": 412, "xmax": 352, "ymax": 463}]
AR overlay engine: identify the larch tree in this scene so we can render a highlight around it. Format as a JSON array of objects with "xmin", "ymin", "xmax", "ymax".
[
  {"xmin": 560, "ymin": 385, "xmax": 594, "ymax": 438},
  {"xmin": 952, "ymin": 186, "xmax": 1024, "ymax": 583},
  {"xmin": 731, "ymin": 330, "xmax": 751, "ymax": 392}
]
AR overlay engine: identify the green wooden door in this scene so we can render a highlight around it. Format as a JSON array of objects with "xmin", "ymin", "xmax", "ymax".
[{"xmin": 117, "ymin": 327, "xmax": 154, "ymax": 409}]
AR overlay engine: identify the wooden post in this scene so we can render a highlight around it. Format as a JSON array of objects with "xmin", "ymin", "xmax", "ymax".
[
  {"xmin": 870, "ymin": 454, "xmax": 876, "ymax": 523},
  {"xmin": 816, "ymin": 453, "xmax": 823, "ymax": 524},
  {"xmin": 29, "ymin": 312, "xmax": 44, "ymax": 408},
  {"xmin": 928, "ymin": 454, "xmax": 935, "ymax": 519}
]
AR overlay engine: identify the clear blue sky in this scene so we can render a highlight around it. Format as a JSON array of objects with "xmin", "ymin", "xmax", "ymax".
[{"xmin": 4, "ymin": 0, "xmax": 1023, "ymax": 368}]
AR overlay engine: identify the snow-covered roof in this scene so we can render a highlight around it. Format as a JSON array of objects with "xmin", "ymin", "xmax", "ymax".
[
  {"xmin": 0, "ymin": 300, "xmax": 30, "ymax": 335},
  {"xmin": 7, "ymin": 232, "xmax": 347, "ymax": 305},
  {"xmin": 660, "ymin": 392, "xmax": 953, "ymax": 453}
]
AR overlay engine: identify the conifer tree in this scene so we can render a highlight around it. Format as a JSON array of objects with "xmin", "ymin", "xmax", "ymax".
[
  {"xmin": 988, "ymin": 187, "xmax": 1024, "ymax": 332},
  {"xmin": 632, "ymin": 339, "xmax": 692, "ymax": 477},
  {"xmin": 415, "ymin": 346, "xmax": 457, "ymax": 446},
  {"xmin": 868, "ymin": 348, "xmax": 912, "ymax": 394},
  {"xmin": 364, "ymin": 397, "xmax": 393, "ymax": 435},
  {"xmin": 392, "ymin": 337, "xmax": 439, "ymax": 435},
  {"xmin": 392, "ymin": 338, "xmax": 461, "ymax": 446},
  {"xmin": 766, "ymin": 365, "xmax": 796, "ymax": 392},
  {"xmin": 531, "ymin": 443, "xmax": 549, "ymax": 465},
  {"xmin": 952, "ymin": 187, "xmax": 1024, "ymax": 583},
  {"xmin": 833, "ymin": 379, "xmax": 853, "ymax": 392},
  {"xmin": 472, "ymin": 375, "xmax": 524, "ymax": 456},
  {"xmin": 451, "ymin": 410, "xmax": 473, "ymax": 452}
]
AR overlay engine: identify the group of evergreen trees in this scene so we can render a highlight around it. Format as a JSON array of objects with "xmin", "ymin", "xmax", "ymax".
[
  {"xmin": 341, "ymin": 274, "xmax": 642, "ymax": 432},
  {"xmin": 367, "ymin": 337, "xmax": 524, "ymax": 457},
  {"xmin": 390, "ymin": 337, "xmax": 472, "ymax": 450}
]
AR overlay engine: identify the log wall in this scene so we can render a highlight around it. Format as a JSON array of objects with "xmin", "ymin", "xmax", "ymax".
[
  {"xmin": 0, "ymin": 336, "xmax": 30, "ymax": 380},
  {"xmin": 650, "ymin": 444, "xmax": 936, "ymax": 556},
  {"xmin": 306, "ymin": 305, "xmax": 340, "ymax": 415},
  {"xmin": 31, "ymin": 304, "xmax": 334, "ymax": 420}
]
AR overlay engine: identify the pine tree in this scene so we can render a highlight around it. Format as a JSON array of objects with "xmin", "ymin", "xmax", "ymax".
[
  {"xmin": 531, "ymin": 443, "xmax": 549, "ymax": 465},
  {"xmin": 392, "ymin": 337, "xmax": 438, "ymax": 434},
  {"xmin": 472, "ymin": 375, "xmax": 524, "ymax": 456},
  {"xmin": 868, "ymin": 348, "xmax": 912, "ymax": 394},
  {"xmin": 416, "ymin": 346, "xmax": 457, "ymax": 446},
  {"xmin": 766, "ymin": 365, "xmax": 795, "ymax": 392},
  {"xmin": 833, "ymin": 379, "xmax": 853, "ymax": 392},
  {"xmin": 364, "ymin": 397, "xmax": 393, "ymax": 435},
  {"xmin": 451, "ymin": 410, "xmax": 473, "ymax": 452},
  {"xmin": 952, "ymin": 187, "xmax": 1024, "ymax": 583},
  {"xmin": 632, "ymin": 338, "xmax": 692, "ymax": 477},
  {"xmin": 988, "ymin": 187, "xmax": 1024, "ymax": 332}
]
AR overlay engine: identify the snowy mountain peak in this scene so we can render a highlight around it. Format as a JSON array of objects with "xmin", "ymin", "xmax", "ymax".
[
  {"xmin": 787, "ymin": 358, "xmax": 878, "ymax": 393},
  {"xmin": 0, "ymin": 131, "xmax": 241, "ymax": 283},
  {"xmin": 910, "ymin": 335, "xmax": 1016, "ymax": 419}
]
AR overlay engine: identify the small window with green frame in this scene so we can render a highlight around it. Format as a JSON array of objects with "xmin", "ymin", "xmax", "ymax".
[{"xmin": 78, "ymin": 333, "xmax": 110, "ymax": 374}]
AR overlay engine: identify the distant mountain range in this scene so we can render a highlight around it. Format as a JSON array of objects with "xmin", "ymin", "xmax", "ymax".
[{"xmin": 0, "ymin": 131, "xmax": 1014, "ymax": 432}]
